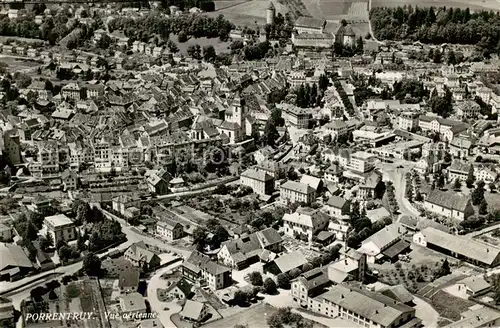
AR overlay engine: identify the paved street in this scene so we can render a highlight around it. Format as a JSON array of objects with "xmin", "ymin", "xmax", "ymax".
[
  {"xmin": 413, "ymin": 296, "xmax": 439, "ymax": 328},
  {"xmin": 379, "ymin": 160, "xmax": 421, "ymax": 219},
  {"xmin": 146, "ymin": 264, "xmax": 183, "ymax": 328}
]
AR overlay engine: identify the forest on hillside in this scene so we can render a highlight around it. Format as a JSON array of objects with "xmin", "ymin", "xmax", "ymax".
[{"xmin": 369, "ymin": 6, "xmax": 500, "ymax": 55}]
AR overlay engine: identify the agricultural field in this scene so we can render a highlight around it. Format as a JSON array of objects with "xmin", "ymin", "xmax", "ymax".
[
  {"xmin": 371, "ymin": 0, "xmax": 500, "ymax": 11},
  {"xmin": 300, "ymin": 0, "xmax": 368, "ymax": 20},
  {"xmin": 208, "ymin": 0, "xmax": 289, "ymax": 26}
]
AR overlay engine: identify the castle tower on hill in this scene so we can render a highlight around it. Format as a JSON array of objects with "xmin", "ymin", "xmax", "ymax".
[{"xmin": 267, "ymin": 2, "xmax": 275, "ymax": 25}]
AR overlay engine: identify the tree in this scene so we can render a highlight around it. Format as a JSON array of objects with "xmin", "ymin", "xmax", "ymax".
[
  {"xmin": 40, "ymin": 232, "xmax": 54, "ymax": 251},
  {"xmin": 58, "ymin": 245, "xmax": 73, "ymax": 262},
  {"xmin": 203, "ymin": 45, "xmax": 216, "ymax": 62},
  {"xmin": 277, "ymin": 273, "xmax": 290, "ymax": 289},
  {"xmin": 167, "ymin": 40, "xmax": 179, "ymax": 53},
  {"xmin": 178, "ymin": 31, "xmax": 188, "ymax": 43},
  {"xmin": 472, "ymin": 181, "xmax": 485, "ymax": 205},
  {"xmin": 433, "ymin": 50, "xmax": 442, "ymax": 63},
  {"xmin": 262, "ymin": 120, "xmax": 279, "ymax": 146},
  {"xmin": 192, "ymin": 227, "xmax": 208, "ymax": 251},
  {"xmin": 97, "ymin": 33, "xmax": 112, "ymax": 49},
  {"xmin": 434, "ymin": 259, "xmax": 451, "ymax": 279},
  {"xmin": 233, "ymin": 289, "xmax": 248, "ymax": 305},
  {"xmin": 466, "ymin": 167, "xmax": 475, "ymax": 188},
  {"xmin": 479, "ymin": 199, "xmax": 489, "ymax": 215},
  {"xmin": 453, "ymin": 178, "xmax": 462, "ymax": 190},
  {"xmin": 24, "ymin": 220, "xmax": 38, "ymax": 241},
  {"xmin": 263, "ymin": 277, "xmax": 277, "ymax": 294},
  {"xmin": 248, "ymin": 271, "xmax": 263, "ymax": 286},
  {"xmin": 82, "ymin": 252, "xmax": 101, "ymax": 277}
]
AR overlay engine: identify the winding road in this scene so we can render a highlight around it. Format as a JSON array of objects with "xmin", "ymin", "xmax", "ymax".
[{"xmin": 146, "ymin": 264, "xmax": 183, "ymax": 328}]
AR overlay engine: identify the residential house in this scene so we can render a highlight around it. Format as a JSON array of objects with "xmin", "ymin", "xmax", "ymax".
[
  {"xmin": 449, "ymin": 137, "xmax": 472, "ymax": 158},
  {"xmin": 180, "ymin": 300, "xmax": 209, "ymax": 323},
  {"xmin": 357, "ymin": 223, "xmax": 407, "ymax": 264},
  {"xmin": 328, "ymin": 218, "xmax": 349, "ymax": 241},
  {"xmin": 112, "ymin": 195, "xmax": 141, "ymax": 217},
  {"xmin": 217, "ymin": 227, "xmax": 282, "ymax": 269},
  {"xmin": 398, "ymin": 112, "xmax": 419, "ymax": 131},
  {"xmin": 156, "ymin": 219, "xmax": 184, "ymax": 241},
  {"xmin": 146, "ymin": 168, "xmax": 171, "ymax": 195},
  {"xmin": 124, "ymin": 242, "xmax": 161, "ymax": 270},
  {"xmin": 240, "ymin": 168, "xmax": 274, "ymax": 195},
  {"xmin": 279, "ymin": 181, "xmax": 316, "ymax": 205},
  {"xmin": 264, "ymin": 250, "xmax": 308, "ymax": 275},
  {"xmin": 283, "ymin": 207, "xmax": 330, "ymax": 241},
  {"xmin": 454, "ymin": 276, "xmax": 491, "ymax": 298},
  {"xmin": 61, "ymin": 169, "xmax": 78, "ymax": 190},
  {"xmin": 448, "ymin": 161, "xmax": 471, "ymax": 182},
  {"xmin": 456, "ymin": 100, "xmax": 481, "ymax": 119},
  {"xmin": 291, "ymin": 266, "xmax": 331, "ymax": 308},
  {"xmin": 182, "ymin": 251, "xmax": 232, "ymax": 290},
  {"xmin": 424, "ymin": 190, "xmax": 474, "ymax": 221},
  {"xmin": 119, "ymin": 292, "xmax": 146, "ymax": 318},
  {"xmin": 323, "ymin": 164, "xmax": 343, "ymax": 183},
  {"xmin": 44, "ymin": 214, "xmax": 76, "ymax": 245},
  {"xmin": 61, "ymin": 83, "xmax": 81, "ymax": 101},
  {"xmin": 166, "ymin": 279, "xmax": 193, "ymax": 300},
  {"xmin": 358, "ymin": 171, "xmax": 383, "ymax": 200},
  {"xmin": 474, "ymin": 166, "xmax": 498, "ymax": 184},
  {"xmin": 118, "ymin": 267, "xmax": 140, "ymax": 294},
  {"xmin": 325, "ymin": 120, "xmax": 357, "ymax": 139},
  {"xmin": 325, "ymin": 196, "xmax": 350, "ymax": 218}
]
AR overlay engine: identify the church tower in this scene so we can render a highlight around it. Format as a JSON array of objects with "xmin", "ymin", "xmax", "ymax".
[
  {"xmin": 266, "ymin": 2, "xmax": 275, "ymax": 25},
  {"xmin": 231, "ymin": 95, "xmax": 245, "ymax": 127}
]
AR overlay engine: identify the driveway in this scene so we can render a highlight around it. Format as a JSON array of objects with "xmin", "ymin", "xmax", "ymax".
[{"xmin": 147, "ymin": 263, "xmax": 184, "ymax": 328}]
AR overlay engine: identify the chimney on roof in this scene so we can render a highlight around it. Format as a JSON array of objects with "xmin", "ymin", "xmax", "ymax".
[
  {"xmin": 341, "ymin": 294, "xmax": 344, "ymax": 299},
  {"xmin": 477, "ymin": 315, "xmax": 481, "ymax": 321},
  {"xmin": 375, "ymin": 310, "xmax": 379, "ymax": 314},
  {"xmin": 345, "ymin": 259, "xmax": 348, "ymax": 265}
]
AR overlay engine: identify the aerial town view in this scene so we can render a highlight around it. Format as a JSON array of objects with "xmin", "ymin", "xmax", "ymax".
[{"xmin": 0, "ymin": 0, "xmax": 500, "ymax": 327}]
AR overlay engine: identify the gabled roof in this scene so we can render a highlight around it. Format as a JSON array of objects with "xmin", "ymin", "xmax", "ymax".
[
  {"xmin": 0, "ymin": 243, "xmax": 33, "ymax": 271},
  {"xmin": 425, "ymin": 190, "xmax": 470, "ymax": 212},
  {"xmin": 318, "ymin": 285, "xmax": 415, "ymax": 327},
  {"xmin": 418, "ymin": 227, "xmax": 500, "ymax": 266},
  {"xmin": 295, "ymin": 17, "xmax": 325, "ymax": 29},
  {"xmin": 360, "ymin": 223, "xmax": 405, "ymax": 252},
  {"xmin": 327, "ymin": 196, "xmax": 348, "ymax": 209},
  {"xmin": 271, "ymin": 250, "xmax": 308, "ymax": 273},
  {"xmin": 180, "ymin": 300, "xmax": 206, "ymax": 321}
]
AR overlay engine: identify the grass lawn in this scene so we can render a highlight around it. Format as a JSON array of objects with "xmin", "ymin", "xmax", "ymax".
[{"xmin": 430, "ymin": 290, "xmax": 474, "ymax": 321}]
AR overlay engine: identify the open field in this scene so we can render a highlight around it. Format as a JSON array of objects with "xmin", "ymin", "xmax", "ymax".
[
  {"xmin": 209, "ymin": 0, "xmax": 289, "ymax": 26},
  {"xmin": 301, "ymin": 0, "xmax": 368, "ymax": 20},
  {"xmin": 203, "ymin": 303, "xmax": 277, "ymax": 328},
  {"xmin": 371, "ymin": 0, "xmax": 500, "ymax": 11}
]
